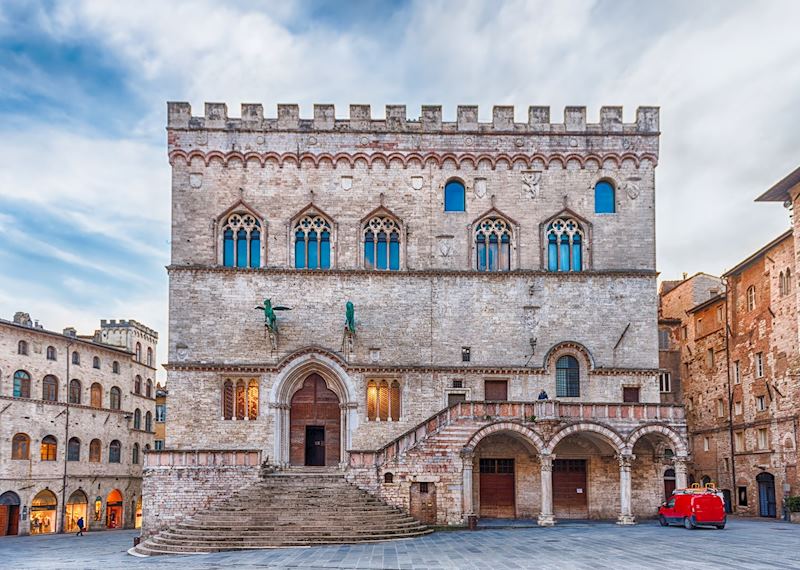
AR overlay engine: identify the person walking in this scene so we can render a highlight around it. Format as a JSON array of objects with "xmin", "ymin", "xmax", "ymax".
[{"xmin": 76, "ymin": 516, "xmax": 85, "ymax": 537}]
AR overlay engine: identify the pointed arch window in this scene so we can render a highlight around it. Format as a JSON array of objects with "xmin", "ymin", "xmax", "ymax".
[
  {"xmin": 132, "ymin": 443, "xmax": 140, "ymax": 465},
  {"xmin": 294, "ymin": 215, "xmax": 331, "ymax": 269},
  {"xmin": 547, "ymin": 217, "xmax": 583, "ymax": 272},
  {"xmin": 146, "ymin": 347, "xmax": 153, "ymax": 367},
  {"xmin": 13, "ymin": 370, "xmax": 31, "ymax": 398},
  {"xmin": 145, "ymin": 411, "xmax": 153, "ymax": 432},
  {"xmin": 133, "ymin": 408, "xmax": 141, "ymax": 430},
  {"xmin": 364, "ymin": 216, "xmax": 401, "ymax": 271},
  {"xmin": 135, "ymin": 343, "xmax": 141, "ymax": 362},
  {"xmin": 134, "ymin": 375, "xmax": 142, "ymax": 394},
  {"xmin": 42, "ymin": 375, "xmax": 58, "ymax": 401},
  {"xmin": 222, "ymin": 212, "xmax": 261, "ymax": 268},
  {"xmin": 475, "ymin": 217, "xmax": 512, "ymax": 272},
  {"xmin": 556, "ymin": 355, "xmax": 580, "ymax": 397},
  {"xmin": 594, "ymin": 180, "xmax": 616, "ymax": 213}
]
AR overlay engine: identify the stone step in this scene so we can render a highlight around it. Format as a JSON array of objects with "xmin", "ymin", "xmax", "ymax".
[
  {"xmin": 148, "ymin": 532, "xmax": 430, "ymax": 550},
  {"xmin": 159, "ymin": 527, "xmax": 426, "ymax": 542}
]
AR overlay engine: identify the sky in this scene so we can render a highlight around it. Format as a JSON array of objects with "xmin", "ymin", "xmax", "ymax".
[{"xmin": 1, "ymin": 0, "xmax": 799, "ymax": 379}]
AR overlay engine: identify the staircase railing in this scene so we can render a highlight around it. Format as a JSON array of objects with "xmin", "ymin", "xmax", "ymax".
[{"xmin": 348, "ymin": 400, "xmax": 685, "ymax": 468}]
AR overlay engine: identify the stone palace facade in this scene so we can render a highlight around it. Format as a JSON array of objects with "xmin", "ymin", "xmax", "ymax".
[{"xmin": 142, "ymin": 101, "xmax": 688, "ymax": 536}]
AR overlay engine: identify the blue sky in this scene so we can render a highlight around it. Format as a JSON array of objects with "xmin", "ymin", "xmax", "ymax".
[{"xmin": 2, "ymin": 0, "xmax": 800, "ymax": 378}]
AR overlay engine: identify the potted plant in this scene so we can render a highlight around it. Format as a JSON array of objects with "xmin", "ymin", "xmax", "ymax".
[{"xmin": 787, "ymin": 496, "xmax": 800, "ymax": 523}]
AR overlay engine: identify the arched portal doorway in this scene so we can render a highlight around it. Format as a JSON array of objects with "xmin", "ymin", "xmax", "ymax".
[
  {"xmin": 66, "ymin": 490, "xmax": 88, "ymax": 533},
  {"xmin": 290, "ymin": 374, "xmax": 341, "ymax": 466},
  {"xmin": 0, "ymin": 491, "xmax": 21, "ymax": 536},
  {"xmin": 663, "ymin": 469, "xmax": 676, "ymax": 500},
  {"xmin": 30, "ymin": 490, "xmax": 57, "ymax": 535},
  {"xmin": 106, "ymin": 489, "xmax": 123, "ymax": 529},
  {"xmin": 756, "ymin": 472, "xmax": 777, "ymax": 518}
]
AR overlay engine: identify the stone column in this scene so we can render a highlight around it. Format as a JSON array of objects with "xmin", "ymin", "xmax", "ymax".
[
  {"xmin": 538, "ymin": 453, "xmax": 555, "ymax": 526},
  {"xmin": 673, "ymin": 457, "xmax": 689, "ymax": 490},
  {"xmin": 339, "ymin": 404, "xmax": 348, "ymax": 468},
  {"xmin": 460, "ymin": 449, "xmax": 475, "ymax": 518},
  {"xmin": 617, "ymin": 453, "xmax": 636, "ymax": 525}
]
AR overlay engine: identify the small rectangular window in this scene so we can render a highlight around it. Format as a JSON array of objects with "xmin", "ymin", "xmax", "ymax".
[
  {"xmin": 755, "ymin": 395, "xmax": 766, "ymax": 412},
  {"xmin": 622, "ymin": 387, "xmax": 640, "ymax": 403},
  {"xmin": 418, "ymin": 482, "xmax": 429, "ymax": 493},
  {"xmin": 735, "ymin": 431, "xmax": 745, "ymax": 452},
  {"xmin": 737, "ymin": 486, "xmax": 748, "ymax": 506},
  {"xmin": 703, "ymin": 437, "xmax": 710, "ymax": 452},
  {"xmin": 154, "ymin": 440, "xmax": 164, "ymax": 451},
  {"xmin": 681, "ymin": 325, "xmax": 688, "ymax": 340},
  {"xmin": 733, "ymin": 361, "xmax": 740, "ymax": 384},
  {"xmin": 723, "ymin": 457, "xmax": 730, "ymax": 472},
  {"xmin": 447, "ymin": 392, "xmax": 467, "ymax": 407},
  {"xmin": 755, "ymin": 353, "xmax": 764, "ymax": 378},
  {"xmin": 697, "ymin": 318, "xmax": 704, "ymax": 336},
  {"xmin": 659, "ymin": 372, "xmax": 671, "ymax": 393},
  {"xmin": 706, "ymin": 348, "xmax": 714, "ymax": 368},
  {"xmin": 734, "ymin": 401, "xmax": 743, "ymax": 416},
  {"xmin": 452, "ymin": 379, "xmax": 463, "ymax": 389},
  {"xmin": 757, "ymin": 428, "xmax": 768, "ymax": 450},
  {"xmin": 484, "ymin": 380, "xmax": 508, "ymax": 401},
  {"xmin": 716, "ymin": 398, "xmax": 725, "ymax": 417},
  {"xmin": 658, "ymin": 329, "xmax": 670, "ymax": 350},
  {"xmin": 461, "ymin": 347, "xmax": 471, "ymax": 362},
  {"xmin": 717, "ymin": 305, "xmax": 724, "ymax": 324}
]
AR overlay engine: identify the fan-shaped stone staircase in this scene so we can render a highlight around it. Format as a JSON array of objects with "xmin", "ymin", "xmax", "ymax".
[{"xmin": 133, "ymin": 468, "xmax": 431, "ymax": 555}]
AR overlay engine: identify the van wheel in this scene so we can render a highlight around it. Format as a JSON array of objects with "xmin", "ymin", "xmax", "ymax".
[
  {"xmin": 658, "ymin": 515, "xmax": 668, "ymax": 527},
  {"xmin": 683, "ymin": 517, "xmax": 695, "ymax": 530},
  {"xmin": 715, "ymin": 523, "xmax": 725, "ymax": 530}
]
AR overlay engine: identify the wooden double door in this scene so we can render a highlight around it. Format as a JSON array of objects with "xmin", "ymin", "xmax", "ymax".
[
  {"xmin": 553, "ymin": 459, "xmax": 588, "ymax": 519},
  {"xmin": 479, "ymin": 458, "xmax": 515, "ymax": 518},
  {"xmin": 290, "ymin": 374, "xmax": 341, "ymax": 466}
]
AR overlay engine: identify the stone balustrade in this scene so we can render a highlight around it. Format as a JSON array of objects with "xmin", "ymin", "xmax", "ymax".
[{"xmin": 144, "ymin": 449, "xmax": 262, "ymax": 468}]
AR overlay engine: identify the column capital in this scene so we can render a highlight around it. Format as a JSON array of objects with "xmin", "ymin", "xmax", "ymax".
[
  {"xmin": 617, "ymin": 453, "xmax": 635, "ymax": 470},
  {"xmin": 460, "ymin": 447, "xmax": 475, "ymax": 461},
  {"xmin": 539, "ymin": 453, "xmax": 555, "ymax": 471}
]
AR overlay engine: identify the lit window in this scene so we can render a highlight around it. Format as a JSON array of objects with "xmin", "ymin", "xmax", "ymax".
[
  {"xmin": 547, "ymin": 218, "xmax": 583, "ymax": 272},
  {"xmin": 556, "ymin": 355, "xmax": 580, "ymax": 397},
  {"xmin": 221, "ymin": 379, "xmax": 258, "ymax": 420},
  {"xmin": 364, "ymin": 216, "xmax": 401, "ymax": 271},
  {"xmin": 12, "ymin": 433, "xmax": 30, "ymax": 460},
  {"xmin": 366, "ymin": 380, "xmax": 401, "ymax": 421},
  {"xmin": 247, "ymin": 380, "xmax": 259, "ymax": 420},
  {"xmin": 41, "ymin": 435, "xmax": 57, "ymax": 461},
  {"xmin": 294, "ymin": 215, "xmax": 332, "ymax": 269},
  {"xmin": 755, "ymin": 352, "xmax": 764, "ymax": 378},
  {"xmin": 475, "ymin": 217, "xmax": 512, "ymax": 272},
  {"xmin": 659, "ymin": 372, "xmax": 671, "ymax": 393},
  {"xmin": 594, "ymin": 180, "xmax": 615, "ymax": 214},
  {"xmin": 221, "ymin": 212, "xmax": 262, "ymax": 268},
  {"xmin": 444, "ymin": 180, "xmax": 466, "ymax": 212}
]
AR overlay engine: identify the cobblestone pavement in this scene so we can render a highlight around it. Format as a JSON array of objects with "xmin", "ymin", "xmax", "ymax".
[{"xmin": 1, "ymin": 518, "xmax": 798, "ymax": 569}]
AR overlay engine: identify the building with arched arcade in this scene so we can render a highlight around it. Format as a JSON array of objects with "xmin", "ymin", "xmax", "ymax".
[
  {"xmin": 143, "ymin": 102, "xmax": 688, "ymax": 536},
  {"xmin": 0, "ymin": 313, "xmax": 158, "ymax": 536}
]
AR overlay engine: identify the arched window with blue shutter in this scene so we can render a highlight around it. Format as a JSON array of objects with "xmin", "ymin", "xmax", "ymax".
[
  {"xmin": 475, "ymin": 215, "xmax": 512, "ymax": 272},
  {"xmin": 294, "ymin": 214, "xmax": 332, "ymax": 269},
  {"xmin": 594, "ymin": 181, "xmax": 615, "ymax": 214},
  {"xmin": 220, "ymin": 212, "xmax": 262, "ymax": 268},
  {"xmin": 546, "ymin": 217, "xmax": 584, "ymax": 272},
  {"xmin": 444, "ymin": 180, "xmax": 466, "ymax": 212},
  {"xmin": 363, "ymin": 215, "xmax": 401, "ymax": 271}
]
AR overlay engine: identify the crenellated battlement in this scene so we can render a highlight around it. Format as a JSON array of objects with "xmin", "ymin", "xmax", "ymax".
[{"xmin": 167, "ymin": 102, "xmax": 659, "ymax": 134}]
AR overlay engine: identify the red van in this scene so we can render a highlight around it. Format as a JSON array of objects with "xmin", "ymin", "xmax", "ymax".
[{"xmin": 658, "ymin": 488, "xmax": 726, "ymax": 529}]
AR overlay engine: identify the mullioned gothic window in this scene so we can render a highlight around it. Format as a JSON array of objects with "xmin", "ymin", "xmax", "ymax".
[
  {"xmin": 366, "ymin": 380, "xmax": 401, "ymax": 421},
  {"xmin": 364, "ymin": 216, "xmax": 400, "ymax": 271},
  {"xmin": 475, "ymin": 217, "xmax": 512, "ymax": 272},
  {"xmin": 547, "ymin": 218, "xmax": 583, "ymax": 272},
  {"xmin": 222, "ymin": 379, "xmax": 259, "ymax": 420},
  {"xmin": 294, "ymin": 215, "xmax": 331, "ymax": 269},
  {"xmin": 222, "ymin": 212, "xmax": 262, "ymax": 268}
]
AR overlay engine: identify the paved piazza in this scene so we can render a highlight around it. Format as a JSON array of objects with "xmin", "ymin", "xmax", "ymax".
[{"xmin": 1, "ymin": 519, "xmax": 798, "ymax": 569}]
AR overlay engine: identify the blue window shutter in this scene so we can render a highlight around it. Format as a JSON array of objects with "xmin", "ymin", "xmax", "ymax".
[
  {"xmin": 307, "ymin": 231, "xmax": 318, "ymax": 269},
  {"xmin": 236, "ymin": 229, "xmax": 247, "ymax": 267},
  {"xmin": 488, "ymin": 234, "xmax": 499, "ymax": 272},
  {"xmin": 559, "ymin": 236, "xmax": 570, "ymax": 272},
  {"xmin": 476, "ymin": 234, "xmax": 487, "ymax": 271},
  {"xmin": 320, "ymin": 231, "xmax": 331, "ymax": 269},
  {"xmin": 572, "ymin": 234, "xmax": 582, "ymax": 272},
  {"xmin": 364, "ymin": 230, "xmax": 375, "ymax": 269},
  {"xmin": 376, "ymin": 232, "xmax": 388, "ymax": 270},
  {"xmin": 547, "ymin": 232, "xmax": 558, "ymax": 272},
  {"xmin": 223, "ymin": 229, "xmax": 235, "ymax": 267},
  {"xmin": 389, "ymin": 233, "xmax": 400, "ymax": 270},
  {"xmin": 250, "ymin": 230, "xmax": 260, "ymax": 268},
  {"xmin": 594, "ymin": 181, "xmax": 615, "ymax": 213},
  {"xmin": 444, "ymin": 181, "xmax": 466, "ymax": 212},
  {"xmin": 294, "ymin": 231, "xmax": 306, "ymax": 268}
]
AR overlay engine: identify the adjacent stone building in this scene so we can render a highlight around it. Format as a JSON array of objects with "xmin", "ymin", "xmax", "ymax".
[
  {"xmin": 143, "ymin": 102, "xmax": 689, "ymax": 538},
  {"xmin": 0, "ymin": 313, "xmax": 158, "ymax": 535},
  {"xmin": 660, "ymin": 229, "xmax": 800, "ymax": 518}
]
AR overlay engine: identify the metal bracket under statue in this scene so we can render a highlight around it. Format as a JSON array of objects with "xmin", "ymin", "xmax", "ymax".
[
  {"xmin": 341, "ymin": 301, "xmax": 356, "ymax": 354},
  {"xmin": 255, "ymin": 298, "xmax": 292, "ymax": 351}
]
